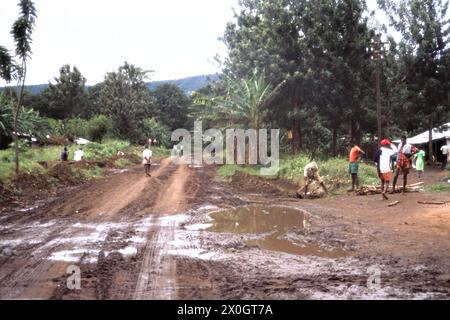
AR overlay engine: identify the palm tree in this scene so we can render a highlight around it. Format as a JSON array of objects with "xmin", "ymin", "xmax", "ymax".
[
  {"xmin": 0, "ymin": 46, "xmax": 14, "ymax": 82},
  {"xmin": 220, "ymin": 70, "xmax": 285, "ymax": 131},
  {"xmin": 11, "ymin": 0, "xmax": 37, "ymax": 174},
  {"xmin": 1, "ymin": 92, "xmax": 45, "ymax": 148},
  {"xmin": 219, "ymin": 70, "xmax": 285, "ymax": 162}
]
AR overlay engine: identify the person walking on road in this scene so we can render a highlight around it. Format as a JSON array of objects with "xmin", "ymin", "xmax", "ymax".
[
  {"xmin": 440, "ymin": 144, "xmax": 449, "ymax": 170},
  {"xmin": 143, "ymin": 145, "xmax": 152, "ymax": 177},
  {"xmin": 374, "ymin": 139, "xmax": 397, "ymax": 200},
  {"xmin": 414, "ymin": 148, "xmax": 426, "ymax": 178},
  {"xmin": 348, "ymin": 143, "xmax": 365, "ymax": 192}
]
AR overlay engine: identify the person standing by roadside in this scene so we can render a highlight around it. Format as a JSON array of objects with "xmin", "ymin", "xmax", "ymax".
[
  {"xmin": 143, "ymin": 145, "xmax": 152, "ymax": 177},
  {"xmin": 374, "ymin": 139, "xmax": 397, "ymax": 200},
  {"xmin": 414, "ymin": 148, "xmax": 426, "ymax": 178},
  {"xmin": 74, "ymin": 147, "xmax": 84, "ymax": 162},
  {"xmin": 60, "ymin": 147, "xmax": 69, "ymax": 161},
  {"xmin": 440, "ymin": 144, "xmax": 449, "ymax": 170},
  {"xmin": 348, "ymin": 143, "xmax": 365, "ymax": 192},
  {"xmin": 392, "ymin": 135, "xmax": 417, "ymax": 194}
]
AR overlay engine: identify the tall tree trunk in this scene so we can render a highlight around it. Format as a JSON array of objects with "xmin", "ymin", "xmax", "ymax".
[
  {"xmin": 291, "ymin": 118, "xmax": 296, "ymax": 156},
  {"xmin": 332, "ymin": 127, "xmax": 338, "ymax": 157},
  {"xmin": 428, "ymin": 116, "xmax": 434, "ymax": 164},
  {"xmin": 350, "ymin": 118, "xmax": 356, "ymax": 143},
  {"xmin": 14, "ymin": 61, "xmax": 26, "ymax": 175},
  {"xmin": 296, "ymin": 120, "xmax": 303, "ymax": 152},
  {"xmin": 256, "ymin": 118, "xmax": 260, "ymax": 164}
]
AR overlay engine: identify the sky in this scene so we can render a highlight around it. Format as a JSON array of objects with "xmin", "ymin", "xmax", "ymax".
[
  {"xmin": 0, "ymin": 0, "xmax": 239, "ymax": 85},
  {"xmin": 1, "ymin": 0, "xmax": 441, "ymax": 87}
]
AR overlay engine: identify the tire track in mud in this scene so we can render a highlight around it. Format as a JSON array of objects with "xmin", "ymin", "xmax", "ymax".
[
  {"xmin": 133, "ymin": 162, "xmax": 192, "ymax": 300},
  {"xmin": 0, "ymin": 158, "xmax": 175, "ymax": 299},
  {"xmin": 0, "ymin": 223, "xmax": 76, "ymax": 299}
]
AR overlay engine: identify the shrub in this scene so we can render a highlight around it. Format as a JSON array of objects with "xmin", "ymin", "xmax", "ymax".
[
  {"xmin": 65, "ymin": 118, "xmax": 88, "ymax": 141},
  {"xmin": 44, "ymin": 118, "xmax": 65, "ymax": 136},
  {"xmin": 142, "ymin": 118, "xmax": 171, "ymax": 147},
  {"xmin": 87, "ymin": 115, "xmax": 112, "ymax": 142}
]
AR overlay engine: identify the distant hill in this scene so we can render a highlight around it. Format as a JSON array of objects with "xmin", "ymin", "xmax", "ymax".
[
  {"xmin": 11, "ymin": 84, "xmax": 48, "ymax": 94},
  {"xmin": 1, "ymin": 74, "xmax": 219, "ymax": 95},
  {"xmin": 147, "ymin": 74, "xmax": 219, "ymax": 93}
]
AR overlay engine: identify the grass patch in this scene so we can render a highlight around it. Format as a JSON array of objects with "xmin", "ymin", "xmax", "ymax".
[
  {"xmin": 0, "ymin": 140, "xmax": 171, "ymax": 181},
  {"xmin": 279, "ymin": 154, "xmax": 379, "ymax": 186},
  {"xmin": 217, "ymin": 153, "xmax": 380, "ymax": 191},
  {"xmin": 82, "ymin": 166, "xmax": 104, "ymax": 179},
  {"xmin": 0, "ymin": 140, "xmax": 169, "ymax": 205},
  {"xmin": 217, "ymin": 164, "xmax": 263, "ymax": 177},
  {"xmin": 424, "ymin": 183, "xmax": 450, "ymax": 193},
  {"xmin": 114, "ymin": 158, "xmax": 133, "ymax": 168}
]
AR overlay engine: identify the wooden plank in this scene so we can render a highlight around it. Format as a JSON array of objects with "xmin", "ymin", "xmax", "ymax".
[
  {"xmin": 388, "ymin": 201, "xmax": 400, "ymax": 207},
  {"xmin": 417, "ymin": 201, "xmax": 446, "ymax": 205}
]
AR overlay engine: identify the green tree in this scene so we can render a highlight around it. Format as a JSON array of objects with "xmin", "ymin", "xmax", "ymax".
[
  {"xmin": 152, "ymin": 84, "xmax": 191, "ymax": 130},
  {"xmin": 0, "ymin": 46, "xmax": 14, "ymax": 82},
  {"xmin": 207, "ymin": 70, "xmax": 285, "ymax": 161},
  {"xmin": 100, "ymin": 62, "xmax": 153, "ymax": 143},
  {"xmin": 379, "ymin": 0, "xmax": 450, "ymax": 159},
  {"xmin": 87, "ymin": 115, "xmax": 112, "ymax": 143},
  {"xmin": 44, "ymin": 64, "xmax": 88, "ymax": 119},
  {"xmin": 64, "ymin": 117, "xmax": 88, "ymax": 142},
  {"xmin": 301, "ymin": 0, "xmax": 375, "ymax": 153},
  {"xmin": 0, "ymin": 92, "xmax": 45, "ymax": 148},
  {"xmin": 7, "ymin": 0, "xmax": 37, "ymax": 174},
  {"xmin": 222, "ymin": 0, "xmax": 308, "ymax": 150},
  {"xmin": 222, "ymin": 0, "xmax": 375, "ymax": 156},
  {"xmin": 85, "ymin": 83, "xmax": 104, "ymax": 118},
  {"xmin": 219, "ymin": 70, "xmax": 285, "ymax": 131},
  {"xmin": 142, "ymin": 118, "xmax": 171, "ymax": 147}
]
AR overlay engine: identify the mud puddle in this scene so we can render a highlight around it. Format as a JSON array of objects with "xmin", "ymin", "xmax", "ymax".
[{"xmin": 208, "ymin": 206, "xmax": 348, "ymax": 258}]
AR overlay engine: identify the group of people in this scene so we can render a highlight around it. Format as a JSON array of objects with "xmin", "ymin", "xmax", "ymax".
[
  {"xmin": 298, "ymin": 135, "xmax": 449, "ymax": 201},
  {"xmin": 352, "ymin": 135, "xmax": 449, "ymax": 200},
  {"xmin": 60, "ymin": 147, "xmax": 84, "ymax": 162},
  {"xmin": 373, "ymin": 136, "xmax": 418, "ymax": 200}
]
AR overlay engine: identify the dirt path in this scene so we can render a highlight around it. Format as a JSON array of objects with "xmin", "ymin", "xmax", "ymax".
[
  {"xmin": 0, "ymin": 157, "xmax": 194, "ymax": 299},
  {"xmin": 0, "ymin": 161, "xmax": 449, "ymax": 299},
  {"xmin": 133, "ymin": 163, "xmax": 191, "ymax": 300}
]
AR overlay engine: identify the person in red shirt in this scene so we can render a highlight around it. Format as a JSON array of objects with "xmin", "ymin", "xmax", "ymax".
[{"xmin": 348, "ymin": 143, "xmax": 365, "ymax": 192}]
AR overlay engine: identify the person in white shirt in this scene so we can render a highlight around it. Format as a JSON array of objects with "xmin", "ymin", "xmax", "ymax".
[
  {"xmin": 74, "ymin": 147, "xmax": 84, "ymax": 162},
  {"xmin": 374, "ymin": 139, "xmax": 397, "ymax": 200},
  {"xmin": 440, "ymin": 144, "xmax": 449, "ymax": 170},
  {"xmin": 143, "ymin": 145, "xmax": 152, "ymax": 177}
]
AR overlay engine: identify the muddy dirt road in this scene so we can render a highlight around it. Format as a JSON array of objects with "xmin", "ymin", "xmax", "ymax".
[{"xmin": 0, "ymin": 159, "xmax": 449, "ymax": 299}]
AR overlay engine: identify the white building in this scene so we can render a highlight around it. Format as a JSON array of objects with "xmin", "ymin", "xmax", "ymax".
[{"xmin": 394, "ymin": 122, "xmax": 450, "ymax": 162}]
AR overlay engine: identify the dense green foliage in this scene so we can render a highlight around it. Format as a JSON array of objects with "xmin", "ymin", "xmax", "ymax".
[
  {"xmin": 213, "ymin": 0, "xmax": 449, "ymax": 158},
  {"xmin": 43, "ymin": 65, "xmax": 88, "ymax": 119},
  {"xmin": 218, "ymin": 153, "xmax": 379, "ymax": 188},
  {"xmin": 1, "ymin": 0, "xmax": 449, "ymax": 175}
]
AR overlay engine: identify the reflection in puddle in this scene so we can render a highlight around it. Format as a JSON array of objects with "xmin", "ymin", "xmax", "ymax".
[
  {"xmin": 247, "ymin": 232, "xmax": 347, "ymax": 259},
  {"xmin": 208, "ymin": 206, "xmax": 347, "ymax": 258},
  {"xmin": 208, "ymin": 206, "xmax": 306, "ymax": 234}
]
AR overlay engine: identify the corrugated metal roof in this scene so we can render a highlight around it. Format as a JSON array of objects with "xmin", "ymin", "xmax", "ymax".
[{"xmin": 393, "ymin": 123, "xmax": 450, "ymax": 144}]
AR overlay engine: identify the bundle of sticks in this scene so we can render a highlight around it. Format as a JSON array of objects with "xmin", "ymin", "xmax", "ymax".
[{"xmin": 356, "ymin": 182, "xmax": 424, "ymax": 196}]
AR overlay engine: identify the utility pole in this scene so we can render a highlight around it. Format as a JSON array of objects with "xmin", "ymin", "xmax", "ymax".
[{"xmin": 370, "ymin": 34, "xmax": 387, "ymax": 142}]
